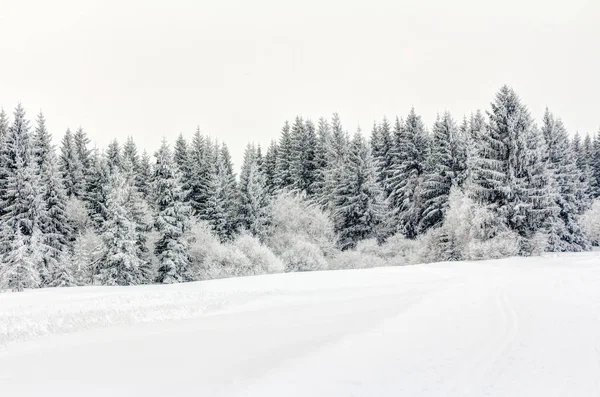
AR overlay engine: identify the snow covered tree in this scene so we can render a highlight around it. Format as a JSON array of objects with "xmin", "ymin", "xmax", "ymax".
[
  {"xmin": 205, "ymin": 143, "xmax": 239, "ymax": 241},
  {"xmin": 153, "ymin": 140, "xmax": 193, "ymax": 283},
  {"xmin": 263, "ymin": 140, "xmax": 278, "ymax": 193},
  {"xmin": 0, "ymin": 228, "xmax": 42, "ymax": 291},
  {"xmin": 186, "ymin": 128, "xmax": 211, "ymax": 216},
  {"xmin": 98, "ymin": 170, "xmax": 151, "ymax": 285},
  {"xmin": 137, "ymin": 150, "xmax": 154, "ymax": 200},
  {"xmin": 371, "ymin": 117, "xmax": 394, "ymax": 196},
  {"xmin": 541, "ymin": 109, "xmax": 589, "ymax": 251},
  {"xmin": 312, "ymin": 117, "xmax": 331, "ymax": 197},
  {"xmin": 289, "ymin": 117, "xmax": 318, "ymax": 195},
  {"xmin": 387, "ymin": 109, "xmax": 429, "ymax": 238},
  {"xmin": 319, "ymin": 113, "xmax": 350, "ymax": 210},
  {"xmin": 59, "ymin": 128, "xmax": 85, "ymax": 197},
  {"xmin": 420, "ymin": 112, "xmax": 467, "ymax": 233},
  {"xmin": 85, "ymin": 151, "xmax": 111, "ymax": 230},
  {"xmin": 0, "ymin": 108, "xmax": 9, "ymax": 143},
  {"xmin": 105, "ymin": 139, "xmax": 121, "ymax": 172},
  {"xmin": 333, "ymin": 133, "xmax": 386, "ymax": 250},
  {"xmin": 275, "ymin": 121, "xmax": 293, "ymax": 189},
  {"xmin": 73, "ymin": 127, "xmax": 91, "ymax": 171},
  {"xmin": 591, "ymin": 129, "xmax": 600, "ymax": 198},
  {"xmin": 238, "ymin": 144, "xmax": 270, "ymax": 238}
]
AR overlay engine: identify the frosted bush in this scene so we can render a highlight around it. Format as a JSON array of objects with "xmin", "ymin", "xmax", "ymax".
[
  {"xmin": 233, "ymin": 233, "xmax": 285, "ymax": 275},
  {"xmin": 467, "ymin": 231, "xmax": 520, "ymax": 260},
  {"xmin": 266, "ymin": 192, "xmax": 337, "ymax": 259},
  {"xmin": 66, "ymin": 197, "xmax": 92, "ymax": 232},
  {"xmin": 582, "ymin": 200, "xmax": 600, "ymax": 246},
  {"xmin": 280, "ymin": 239, "xmax": 328, "ymax": 272},
  {"xmin": 377, "ymin": 234, "xmax": 422, "ymax": 266},
  {"xmin": 329, "ymin": 249, "xmax": 387, "ymax": 270}
]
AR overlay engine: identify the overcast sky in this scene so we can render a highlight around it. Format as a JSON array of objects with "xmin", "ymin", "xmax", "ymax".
[{"xmin": 1, "ymin": 0, "xmax": 599, "ymax": 169}]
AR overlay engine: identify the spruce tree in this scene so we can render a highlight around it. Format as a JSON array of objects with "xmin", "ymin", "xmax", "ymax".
[
  {"xmin": 105, "ymin": 139, "xmax": 122, "ymax": 172},
  {"xmin": 98, "ymin": 170, "xmax": 150, "ymax": 285},
  {"xmin": 238, "ymin": 144, "xmax": 270, "ymax": 238},
  {"xmin": 59, "ymin": 128, "xmax": 85, "ymax": 197},
  {"xmin": 420, "ymin": 112, "xmax": 466, "ymax": 232},
  {"xmin": 187, "ymin": 128, "xmax": 211, "ymax": 215},
  {"xmin": 540, "ymin": 110, "xmax": 590, "ymax": 251},
  {"xmin": 591, "ymin": 129, "xmax": 600, "ymax": 198},
  {"xmin": 137, "ymin": 150, "xmax": 154, "ymax": 200},
  {"xmin": 387, "ymin": 109, "xmax": 429, "ymax": 238},
  {"xmin": 333, "ymin": 133, "xmax": 386, "ymax": 250},
  {"xmin": 275, "ymin": 121, "xmax": 293, "ymax": 189},
  {"xmin": 153, "ymin": 140, "xmax": 193, "ymax": 283},
  {"xmin": 73, "ymin": 127, "xmax": 91, "ymax": 171},
  {"xmin": 263, "ymin": 140, "xmax": 278, "ymax": 193}
]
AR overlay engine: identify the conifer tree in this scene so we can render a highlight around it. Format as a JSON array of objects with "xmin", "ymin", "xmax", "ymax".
[
  {"xmin": 105, "ymin": 139, "xmax": 122, "ymax": 172},
  {"xmin": 420, "ymin": 112, "xmax": 466, "ymax": 232},
  {"xmin": 0, "ymin": 108, "xmax": 9, "ymax": 143},
  {"xmin": 263, "ymin": 140, "xmax": 278, "ymax": 193},
  {"xmin": 333, "ymin": 133, "xmax": 386, "ymax": 250},
  {"xmin": 153, "ymin": 140, "xmax": 193, "ymax": 283},
  {"xmin": 275, "ymin": 121, "xmax": 293, "ymax": 189},
  {"xmin": 387, "ymin": 109, "xmax": 429, "ymax": 238},
  {"xmin": 289, "ymin": 116, "xmax": 317, "ymax": 195},
  {"xmin": 186, "ymin": 128, "xmax": 211, "ymax": 215},
  {"xmin": 73, "ymin": 127, "xmax": 91, "ymax": 171},
  {"xmin": 98, "ymin": 170, "xmax": 150, "ymax": 285},
  {"xmin": 137, "ymin": 150, "xmax": 154, "ymax": 200},
  {"xmin": 591, "ymin": 129, "xmax": 600, "ymax": 198},
  {"xmin": 238, "ymin": 144, "xmax": 270, "ymax": 237},
  {"xmin": 540, "ymin": 109, "xmax": 588, "ymax": 251},
  {"xmin": 59, "ymin": 128, "xmax": 85, "ymax": 197}
]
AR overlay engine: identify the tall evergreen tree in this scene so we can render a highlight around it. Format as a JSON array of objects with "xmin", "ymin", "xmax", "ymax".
[
  {"xmin": 105, "ymin": 139, "xmax": 122, "ymax": 172},
  {"xmin": 275, "ymin": 121, "xmax": 293, "ymax": 189},
  {"xmin": 238, "ymin": 144, "xmax": 270, "ymax": 237},
  {"xmin": 153, "ymin": 140, "xmax": 193, "ymax": 283},
  {"xmin": 333, "ymin": 133, "xmax": 386, "ymax": 250},
  {"xmin": 540, "ymin": 109, "xmax": 588, "ymax": 251},
  {"xmin": 387, "ymin": 109, "xmax": 429, "ymax": 238},
  {"xmin": 59, "ymin": 129, "xmax": 85, "ymax": 197},
  {"xmin": 263, "ymin": 140, "xmax": 278, "ymax": 193},
  {"xmin": 420, "ymin": 112, "xmax": 467, "ymax": 232},
  {"xmin": 186, "ymin": 128, "xmax": 211, "ymax": 216},
  {"xmin": 73, "ymin": 127, "xmax": 91, "ymax": 171}
]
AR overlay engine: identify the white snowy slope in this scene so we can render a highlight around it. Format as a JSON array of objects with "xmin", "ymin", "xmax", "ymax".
[{"xmin": 1, "ymin": 253, "xmax": 600, "ymax": 397}]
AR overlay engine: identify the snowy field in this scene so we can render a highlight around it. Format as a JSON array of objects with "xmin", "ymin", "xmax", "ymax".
[{"xmin": 2, "ymin": 253, "xmax": 600, "ymax": 397}]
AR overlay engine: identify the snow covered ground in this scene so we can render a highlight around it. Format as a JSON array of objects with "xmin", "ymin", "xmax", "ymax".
[{"xmin": 2, "ymin": 253, "xmax": 600, "ymax": 397}]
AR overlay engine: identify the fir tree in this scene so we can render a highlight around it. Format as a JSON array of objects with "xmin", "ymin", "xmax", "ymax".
[
  {"xmin": 263, "ymin": 140, "xmax": 278, "ymax": 193},
  {"xmin": 187, "ymin": 128, "xmax": 211, "ymax": 215},
  {"xmin": 59, "ymin": 128, "xmax": 85, "ymax": 197},
  {"xmin": 333, "ymin": 133, "xmax": 386, "ymax": 250},
  {"xmin": 420, "ymin": 112, "xmax": 466, "ymax": 232},
  {"xmin": 99, "ymin": 170, "xmax": 150, "ymax": 285},
  {"xmin": 541, "ymin": 109, "xmax": 589, "ymax": 251},
  {"xmin": 275, "ymin": 121, "xmax": 293, "ymax": 189},
  {"xmin": 238, "ymin": 144, "xmax": 270, "ymax": 238},
  {"xmin": 73, "ymin": 127, "xmax": 91, "ymax": 170},
  {"xmin": 137, "ymin": 150, "xmax": 154, "ymax": 200},
  {"xmin": 153, "ymin": 140, "xmax": 193, "ymax": 283},
  {"xmin": 387, "ymin": 109, "xmax": 429, "ymax": 238},
  {"xmin": 105, "ymin": 139, "xmax": 122, "ymax": 172}
]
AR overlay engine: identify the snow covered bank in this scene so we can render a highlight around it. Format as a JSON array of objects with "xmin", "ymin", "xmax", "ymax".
[{"xmin": 1, "ymin": 252, "xmax": 600, "ymax": 396}]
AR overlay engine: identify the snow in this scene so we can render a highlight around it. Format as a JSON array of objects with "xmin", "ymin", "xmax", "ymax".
[{"xmin": 2, "ymin": 253, "xmax": 600, "ymax": 396}]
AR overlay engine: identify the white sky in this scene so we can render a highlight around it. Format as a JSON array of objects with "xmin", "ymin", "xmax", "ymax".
[{"xmin": 1, "ymin": 0, "xmax": 599, "ymax": 169}]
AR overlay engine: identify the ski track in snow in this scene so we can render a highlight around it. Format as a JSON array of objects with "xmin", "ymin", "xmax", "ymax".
[{"xmin": 1, "ymin": 252, "xmax": 600, "ymax": 396}]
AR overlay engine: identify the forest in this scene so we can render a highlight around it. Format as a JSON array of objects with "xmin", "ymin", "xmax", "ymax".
[{"xmin": 1, "ymin": 85, "xmax": 599, "ymax": 291}]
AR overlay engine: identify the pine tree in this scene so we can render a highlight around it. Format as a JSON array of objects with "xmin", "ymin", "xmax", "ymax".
[
  {"xmin": 319, "ymin": 113, "xmax": 350, "ymax": 210},
  {"xmin": 73, "ymin": 127, "xmax": 91, "ymax": 171},
  {"xmin": 541, "ymin": 109, "xmax": 590, "ymax": 251},
  {"xmin": 32, "ymin": 114, "xmax": 72, "ymax": 279},
  {"xmin": 371, "ymin": 117, "xmax": 394, "ymax": 196},
  {"xmin": 420, "ymin": 112, "xmax": 467, "ymax": 232},
  {"xmin": 238, "ymin": 144, "xmax": 270, "ymax": 238},
  {"xmin": 85, "ymin": 151, "xmax": 111, "ymax": 230},
  {"xmin": 0, "ymin": 108, "xmax": 9, "ymax": 143},
  {"xmin": 187, "ymin": 128, "xmax": 211, "ymax": 215},
  {"xmin": 263, "ymin": 140, "xmax": 278, "ymax": 193},
  {"xmin": 105, "ymin": 139, "xmax": 122, "ymax": 172},
  {"xmin": 387, "ymin": 109, "xmax": 429, "ymax": 238},
  {"xmin": 205, "ymin": 143, "xmax": 239, "ymax": 241},
  {"xmin": 0, "ymin": 105, "xmax": 47, "ymax": 286},
  {"xmin": 289, "ymin": 117, "xmax": 318, "ymax": 195},
  {"xmin": 0, "ymin": 227, "xmax": 42, "ymax": 291},
  {"xmin": 275, "ymin": 121, "xmax": 293, "ymax": 189},
  {"xmin": 98, "ymin": 170, "xmax": 150, "ymax": 285},
  {"xmin": 312, "ymin": 117, "xmax": 331, "ymax": 197},
  {"xmin": 137, "ymin": 150, "xmax": 154, "ymax": 200},
  {"xmin": 591, "ymin": 129, "xmax": 600, "ymax": 198},
  {"xmin": 333, "ymin": 133, "xmax": 386, "ymax": 250},
  {"xmin": 59, "ymin": 128, "xmax": 85, "ymax": 197},
  {"xmin": 153, "ymin": 140, "xmax": 193, "ymax": 283}
]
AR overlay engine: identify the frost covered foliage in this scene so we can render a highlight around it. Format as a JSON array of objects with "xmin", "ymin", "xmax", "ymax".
[
  {"xmin": 582, "ymin": 200, "xmax": 600, "ymax": 246},
  {"xmin": 189, "ymin": 222, "xmax": 283, "ymax": 280},
  {"xmin": 265, "ymin": 192, "xmax": 336, "ymax": 272},
  {"xmin": 420, "ymin": 187, "xmax": 520, "ymax": 262},
  {"xmin": 329, "ymin": 247, "xmax": 387, "ymax": 270}
]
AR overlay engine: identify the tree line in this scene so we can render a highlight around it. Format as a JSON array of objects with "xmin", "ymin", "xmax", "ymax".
[{"xmin": 1, "ymin": 85, "xmax": 599, "ymax": 291}]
